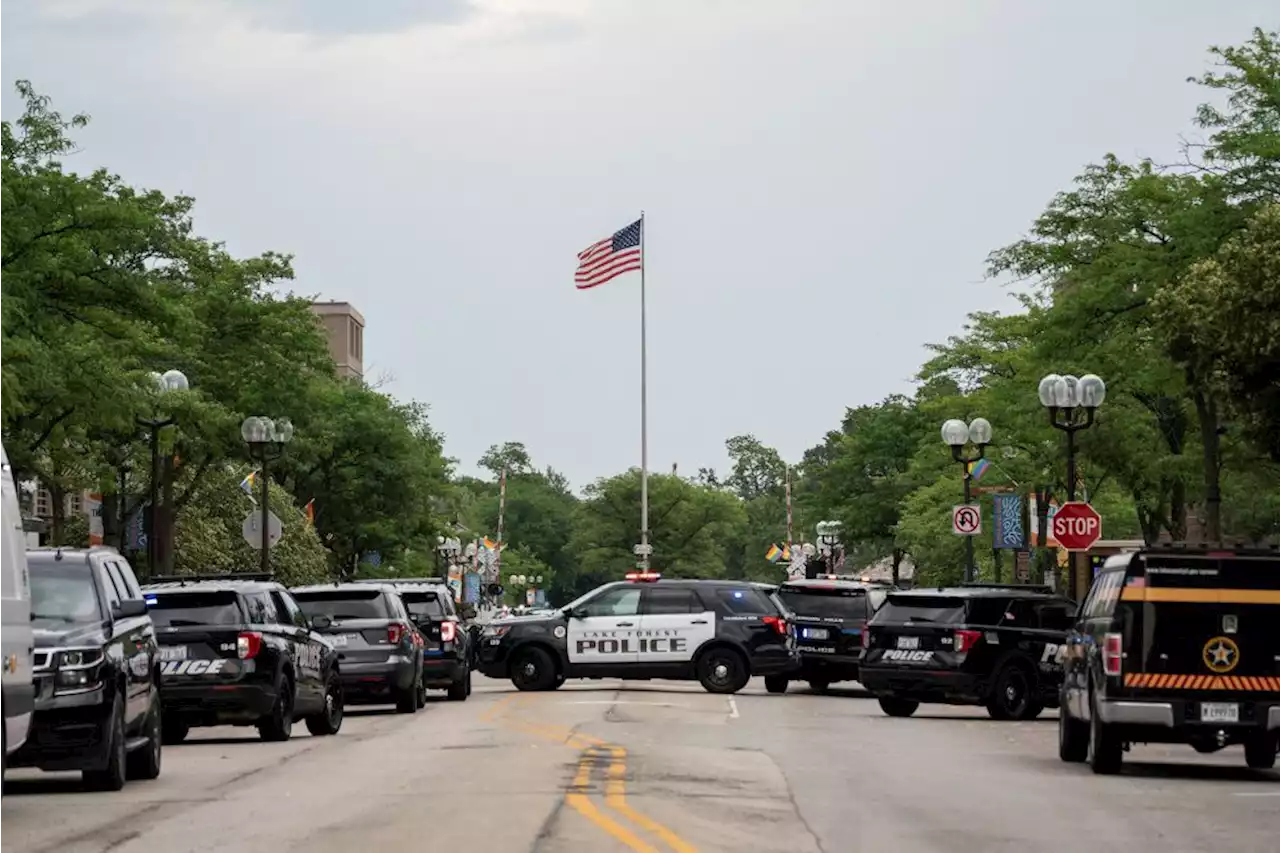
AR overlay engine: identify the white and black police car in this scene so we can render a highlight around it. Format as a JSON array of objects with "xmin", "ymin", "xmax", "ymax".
[{"xmin": 476, "ymin": 573, "xmax": 800, "ymax": 694}]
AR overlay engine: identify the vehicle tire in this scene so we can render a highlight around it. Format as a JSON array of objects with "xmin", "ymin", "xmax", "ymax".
[
  {"xmin": 161, "ymin": 718, "xmax": 189, "ymax": 745},
  {"xmin": 550, "ymin": 674, "xmax": 566, "ymax": 690},
  {"xmin": 986, "ymin": 662, "xmax": 1038, "ymax": 721},
  {"xmin": 764, "ymin": 676, "xmax": 788, "ymax": 694},
  {"xmin": 878, "ymin": 696, "xmax": 919, "ymax": 718},
  {"xmin": 1244, "ymin": 733, "xmax": 1278, "ymax": 770},
  {"xmin": 305, "ymin": 672, "xmax": 344, "ymax": 736},
  {"xmin": 1058, "ymin": 700, "xmax": 1088, "ymax": 763},
  {"xmin": 447, "ymin": 667, "xmax": 470, "ymax": 702},
  {"xmin": 1087, "ymin": 692, "xmax": 1123, "ymax": 775},
  {"xmin": 258, "ymin": 675, "xmax": 295, "ymax": 741},
  {"xmin": 84, "ymin": 693, "xmax": 127, "ymax": 792},
  {"xmin": 395, "ymin": 679, "xmax": 421, "ymax": 714},
  {"xmin": 126, "ymin": 691, "xmax": 163, "ymax": 780},
  {"xmin": 696, "ymin": 647, "xmax": 750, "ymax": 694},
  {"xmin": 808, "ymin": 679, "xmax": 830, "ymax": 694},
  {"xmin": 510, "ymin": 647, "xmax": 557, "ymax": 692},
  {"xmin": 416, "ymin": 674, "xmax": 429, "ymax": 707}
]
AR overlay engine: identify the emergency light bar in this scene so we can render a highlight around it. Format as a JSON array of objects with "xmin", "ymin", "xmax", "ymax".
[{"xmin": 625, "ymin": 572, "xmax": 662, "ymax": 582}]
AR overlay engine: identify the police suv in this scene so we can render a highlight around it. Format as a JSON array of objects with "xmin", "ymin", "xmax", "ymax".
[
  {"xmin": 860, "ymin": 583, "xmax": 1076, "ymax": 720},
  {"xmin": 766, "ymin": 577, "xmax": 892, "ymax": 694},
  {"xmin": 477, "ymin": 573, "xmax": 800, "ymax": 694},
  {"xmin": 1058, "ymin": 544, "xmax": 1279, "ymax": 774}
]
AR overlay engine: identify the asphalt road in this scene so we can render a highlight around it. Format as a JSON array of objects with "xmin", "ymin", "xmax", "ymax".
[{"xmin": 3, "ymin": 677, "xmax": 1276, "ymax": 853}]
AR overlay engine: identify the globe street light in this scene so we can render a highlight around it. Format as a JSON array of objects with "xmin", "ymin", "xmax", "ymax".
[
  {"xmin": 139, "ymin": 369, "xmax": 189, "ymax": 576},
  {"xmin": 1038, "ymin": 373, "xmax": 1106, "ymax": 598},
  {"xmin": 241, "ymin": 416, "xmax": 294, "ymax": 575},
  {"xmin": 942, "ymin": 417, "xmax": 993, "ymax": 582}
]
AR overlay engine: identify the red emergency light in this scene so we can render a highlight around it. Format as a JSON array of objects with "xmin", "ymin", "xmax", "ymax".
[{"xmin": 625, "ymin": 572, "xmax": 662, "ymax": 582}]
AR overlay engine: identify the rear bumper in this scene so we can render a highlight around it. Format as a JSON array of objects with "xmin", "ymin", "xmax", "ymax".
[
  {"xmin": 420, "ymin": 653, "xmax": 465, "ymax": 687},
  {"xmin": 859, "ymin": 665, "xmax": 981, "ymax": 703},
  {"xmin": 161, "ymin": 680, "xmax": 278, "ymax": 724},
  {"xmin": 9, "ymin": 689, "xmax": 113, "ymax": 772},
  {"xmin": 340, "ymin": 657, "xmax": 418, "ymax": 700},
  {"xmin": 749, "ymin": 648, "xmax": 802, "ymax": 677},
  {"xmin": 794, "ymin": 652, "xmax": 862, "ymax": 683},
  {"xmin": 1100, "ymin": 696, "xmax": 1280, "ymax": 733}
]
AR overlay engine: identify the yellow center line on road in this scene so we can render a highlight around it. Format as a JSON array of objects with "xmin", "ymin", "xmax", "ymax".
[
  {"xmin": 603, "ymin": 746, "xmax": 700, "ymax": 853},
  {"xmin": 480, "ymin": 690, "xmax": 700, "ymax": 852}
]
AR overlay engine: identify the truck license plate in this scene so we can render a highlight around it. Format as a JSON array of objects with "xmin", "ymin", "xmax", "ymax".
[
  {"xmin": 1199, "ymin": 702, "xmax": 1239, "ymax": 724},
  {"xmin": 897, "ymin": 636, "xmax": 920, "ymax": 650},
  {"xmin": 801, "ymin": 627, "xmax": 830, "ymax": 640}
]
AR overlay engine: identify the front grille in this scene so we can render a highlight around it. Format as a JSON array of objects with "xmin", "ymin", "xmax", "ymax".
[{"xmin": 33, "ymin": 651, "xmax": 52, "ymax": 670}]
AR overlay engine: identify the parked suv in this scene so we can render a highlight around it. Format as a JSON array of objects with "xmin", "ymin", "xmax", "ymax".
[
  {"xmin": 1058, "ymin": 545, "xmax": 1280, "ymax": 774},
  {"xmin": 2, "ymin": 445, "xmax": 34, "ymax": 774},
  {"xmin": 141, "ymin": 574, "xmax": 343, "ymax": 743},
  {"xmin": 291, "ymin": 584, "xmax": 426, "ymax": 712},
  {"xmin": 354, "ymin": 579, "xmax": 473, "ymax": 701},
  {"xmin": 11, "ymin": 548, "xmax": 161, "ymax": 791},
  {"xmin": 860, "ymin": 583, "xmax": 1076, "ymax": 720},
  {"xmin": 766, "ymin": 578, "xmax": 891, "ymax": 694}
]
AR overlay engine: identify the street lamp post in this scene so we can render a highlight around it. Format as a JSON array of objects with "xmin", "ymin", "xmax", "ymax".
[
  {"xmin": 240, "ymin": 416, "xmax": 294, "ymax": 575},
  {"xmin": 814, "ymin": 521, "xmax": 843, "ymax": 577},
  {"xmin": 941, "ymin": 417, "xmax": 993, "ymax": 583},
  {"xmin": 1038, "ymin": 373, "xmax": 1106, "ymax": 598},
  {"xmin": 139, "ymin": 370, "xmax": 189, "ymax": 575}
]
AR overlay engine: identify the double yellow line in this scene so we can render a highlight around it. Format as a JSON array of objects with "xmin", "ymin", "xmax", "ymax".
[{"xmin": 483, "ymin": 694, "xmax": 697, "ymax": 852}]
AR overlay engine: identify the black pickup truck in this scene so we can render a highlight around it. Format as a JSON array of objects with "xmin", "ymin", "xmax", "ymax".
[{"xmin": 141, "ymin": 574, "xmax": 343, "ymax": 742}]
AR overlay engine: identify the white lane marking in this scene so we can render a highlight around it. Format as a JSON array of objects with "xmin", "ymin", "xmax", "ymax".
[
  {"xmin": 560, "ymin": 700, "xmax": 692, "ymax": 708},
  {"xmin": 727, "ymin": 698, "xmax": 739, "ymax": 719},
  {"xmin": 1232, "ymin": 791, "xmax": 1280, "ymax": 797}
]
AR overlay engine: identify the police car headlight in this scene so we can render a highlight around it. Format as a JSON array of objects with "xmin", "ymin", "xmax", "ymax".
[
  {"xmin": 57, "ymin": 649, "xmax": 104, "ymax": 669},
  {"xmin": 482, "ymin": 625, "xmax": 512, "ymax": 638}
]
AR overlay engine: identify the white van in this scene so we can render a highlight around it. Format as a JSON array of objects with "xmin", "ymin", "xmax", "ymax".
[{"xmin": 2, "ymin": 443, "xmax": 35, "ymax": 772}]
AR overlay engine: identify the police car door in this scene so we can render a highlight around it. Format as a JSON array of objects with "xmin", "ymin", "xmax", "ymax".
[
  {"xmin": 567, "ymin": 585, "xmax": 642, "ymax": 665},
  {"xmin": 637, "ymin": 586, "xmax": 714, "ymax": 663}
]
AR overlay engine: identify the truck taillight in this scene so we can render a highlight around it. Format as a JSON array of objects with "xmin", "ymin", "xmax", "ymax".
[
  {"xmin": 860, "ymin": 623, "xmax": 870, "ymax": 649},
  {"xmin": 237, "ymin": 632, "xmax": 262, "ymax": 660},
  {"xmin": 954, "ymin": 629, "xmax": 982, "ymax": 654},
  {"xmin": 761, "ymin": 615, "xmax": 788, "ymax": 637},
  {"xmin": 440, "ymin": 621, "xmax": 456, "ymax": 643},
  {"xmin": 1103, "ymin": 632, "xmax": 1123, "ymax": 676}
]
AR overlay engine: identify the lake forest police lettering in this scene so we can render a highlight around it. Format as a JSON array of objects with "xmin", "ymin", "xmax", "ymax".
[{"xmin": 576, "ymin": 628, "xmax": 687, "ymax": 656}]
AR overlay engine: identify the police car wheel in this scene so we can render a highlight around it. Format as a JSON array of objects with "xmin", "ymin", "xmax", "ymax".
[
  {"xmin": 511, "ymin": 647, "xmax": 558, "ymax": 692},
  {"xmin": 84, "ymin": 694, "xmax": 128, "ymax": 792},
  {"xmin": 878, "ymin": 697, "xmax": 919, "ymax": 717},
  {"xmin": 764, "ymin": 676, "xmax": 788, "ymax": 694},
  {"xmin": 986, "ymin": 663, "xmax": 1039, "ymax": 721},
  {"xmin": 126, "ymin": 691, "xmax": 163, "ymax": 780},
  {"xmin": 1243, "ymin": 734, "xmax": 1278, "ymax": 770},
  {"xmin": 1087, "ymin": 693, "xmax": 1123, "ymax": 775},
  {"xmin": 258, "ymin": 676, "xmax": 295, "ymax": 741},
  {"xmin": 696, "ymin": 648, "xmax": 749, "ymax": 694},
  {"xmin": 1058, "ymin": 702, "xmax": 1089, "ymax": 763},
  {"xmin": 306, "ymin": 673, "xmax": 344, "ymax": 736}
]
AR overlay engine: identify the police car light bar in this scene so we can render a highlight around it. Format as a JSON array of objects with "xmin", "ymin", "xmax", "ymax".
[{"xmin": 625, "ymin": 572, "xmax": 662, "ymax": 582}]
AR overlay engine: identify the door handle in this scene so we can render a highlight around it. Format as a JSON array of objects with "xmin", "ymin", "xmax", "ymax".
[
  {"xmin": 615, "ymin": 621, "xmax": 635, "ymax": 627},
  {"xmin": 691, "ymin": 619, "xmax": 708, "ymax": 624}
]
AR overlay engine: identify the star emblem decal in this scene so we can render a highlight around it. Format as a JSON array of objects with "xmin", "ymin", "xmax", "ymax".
[{"xmin": 1201, "ymin": 636, "xmax": 1240, "ymax": 674}]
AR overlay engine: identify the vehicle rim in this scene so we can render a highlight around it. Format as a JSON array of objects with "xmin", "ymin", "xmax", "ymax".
[
  {"xmin": 708, "ymin": 657, "xmax": 733, "ymax": 687},
  {"xmin": 519, "ymin": 659, "xmax": 539, "ymax": 683},
  {"xmin": 1004, "ymin": 671, "xmax": 1027, "ymax": 714}
]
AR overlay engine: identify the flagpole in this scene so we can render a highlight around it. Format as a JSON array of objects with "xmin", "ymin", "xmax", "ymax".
[
  {"xmin": 785, "ymin": 467, "xmax": 793, "ymax": 550},
  {"xmin": 639, "ymin": 211, "xmax": 650, "ymax": 569}
]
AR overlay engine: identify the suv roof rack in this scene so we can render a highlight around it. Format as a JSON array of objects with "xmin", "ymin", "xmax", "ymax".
[
  {"xmin": 352, "ymin": 577, "xmax": 446, "ymax": 585},
  {"xmin": 958, "ymin": 582, "xmax": 1054, "ymax": 593},
  {"xmin": 146, "ymin": 572, "xmax": 276, "ymax": 586},
  {"xmin": 1147, "ymin": 541, "xmax": 1279, "ymax": 553}
]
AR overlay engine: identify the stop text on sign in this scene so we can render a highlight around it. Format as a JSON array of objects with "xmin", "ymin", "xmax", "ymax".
[{"xmin": 1054, "ymin": 516, "xmax": 1099, "ymax": 537}]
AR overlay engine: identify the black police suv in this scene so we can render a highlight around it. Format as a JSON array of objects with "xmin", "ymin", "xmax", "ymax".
[
  {"xmin": 860, "ymin": 583, "xmax": 1076, "ymax": 720},
  {"xmin": 477, "ymin": 573, "xmax": 799, "ymax": 694},
  {"xmin": 354, "ymin": 578, "xmax": 474, "ymax": 701},
  {"xmin": 11, "ymin": 548, "xmax": 162, "ymax": 791},
  {"xmin": 291, "ymin": 583, "xmax": 427, "ymax": 712},
  {"xmin": 142, "ymin": 574, "xmax": 343, "ymax": 743},
  {"xmin": 765, "ymin": 578, "xmax": 892, "ymax": 694},
  {"xmin": 1058, "ymin": 545, "xmax": 1280, "ymax": 774}
]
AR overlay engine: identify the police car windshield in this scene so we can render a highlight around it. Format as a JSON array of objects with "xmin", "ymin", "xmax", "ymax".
[
  {"xmin": 779, "ymin": 588, "xmax": 867, "ymax": 620},
  {"xmin": 146, "ymin": 591, "xmax": 244, "ymax": 627},
  {"xmin": 878, "ymin": 595, "xmax": 967, "ymax": 624},
  {"xmin": 29, "ymin": 562, "xmax": 103, "ymax": 625},
  {"xmin": 293, "ymin": 589, "xmax": 391, "ymax": 620},
  {"xmin": 400, "ymin": 591, "xmax": 446, "ymax": 620}
]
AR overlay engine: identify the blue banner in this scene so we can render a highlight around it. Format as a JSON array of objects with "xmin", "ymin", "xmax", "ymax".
[
  {"xmin": 463, "ymin": 571, "xmax": 480, "ymax": 604},
  {"xmin": 992, "ymin": 494, "xmax": 1026, "ymax": 550},
  {"xmin": 534, "ymin": 588, "xmax": 547, "ymax": 608}
]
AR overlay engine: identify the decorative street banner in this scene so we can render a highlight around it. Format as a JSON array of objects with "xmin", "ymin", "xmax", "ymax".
[
  {"xmin": 463, "ymin": 571, "xmax": 481, "ymax": 605},
  {"xmin": 993, "ymin": 494, "xmax": 1026, "ymax": 550}
]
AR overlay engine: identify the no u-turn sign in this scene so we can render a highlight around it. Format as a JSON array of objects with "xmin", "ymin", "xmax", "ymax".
[{"xmin": 952, "ymin": 504, "xmax": 981, "ymax": 536}]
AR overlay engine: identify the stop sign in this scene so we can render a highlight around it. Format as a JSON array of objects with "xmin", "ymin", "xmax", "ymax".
[{"xmin": 1052, "ymin": 502, "xmax": 1102, "ymax": 551}]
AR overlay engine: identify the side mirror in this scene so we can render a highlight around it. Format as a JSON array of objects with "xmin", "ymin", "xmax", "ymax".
[
  {"xmin": 311, "ymin": 614, "xmax": 332, "ymax": 630},
  {"xmin": 114, "ymin": 598, "xmax": 149, "ymax": 619},
  {"xmin": 568, "ymin": 607, "xmax": 587, "ymax": 620}
]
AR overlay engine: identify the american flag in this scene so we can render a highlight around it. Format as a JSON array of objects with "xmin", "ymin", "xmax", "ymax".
[{"xmin": 575, "ymin": 218, "xmax": 643, "ymax": 290}]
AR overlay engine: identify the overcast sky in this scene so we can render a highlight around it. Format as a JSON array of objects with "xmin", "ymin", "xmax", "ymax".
[{"xmin": 2, "ymin": 1, "xmax": 1270, "ymax": 488}]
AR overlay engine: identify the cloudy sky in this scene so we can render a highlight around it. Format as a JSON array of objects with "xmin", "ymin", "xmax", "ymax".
[{"xmin": 2, "ymin": 1, "xmax": 1270, "ymax": 487}]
